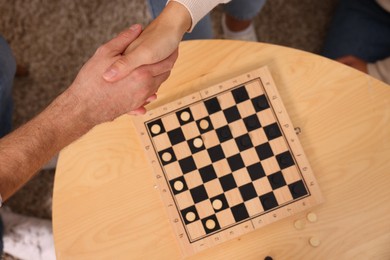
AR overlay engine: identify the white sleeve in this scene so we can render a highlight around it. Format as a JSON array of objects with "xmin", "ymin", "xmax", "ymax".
[
  {"xmin": 168, "ymin": 0, "xmax": 231, "ymax": 31},
  {"xmin": 367, "ymin": 57, "xmax": 390, "ymax": 85}
]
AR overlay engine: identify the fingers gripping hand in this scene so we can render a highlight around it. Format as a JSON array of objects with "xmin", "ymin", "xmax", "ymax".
[{"xmin": 103, "ymin": 20, "xmax": 183, "ymax": 82}]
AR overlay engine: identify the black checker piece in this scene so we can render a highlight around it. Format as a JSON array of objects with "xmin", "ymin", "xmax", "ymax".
[
  {"xmin": 199, "ymin": 165, "xmax": 218, "ymax": 183},
  {"xmin": 202, "ymin": 215, "xmax": 221, "ymax": 233},
  {"xmin": 288, "ymin": 180, "xmax": 308, "ymax": 199},
  {"xmin": 232, "ymin": 86, "xmax": 250, "ymax": 103},
  {"xmin": 255, "ymin": 142, "xmax": 274, "ymax": 160},
  {"xmin": 147, "ymin": 118, "xmax": 165, "ymax": 137},
  {"xmin": 235, "ymin": 134, "xmax": 253, "ymax": 151},
  {"xmin": 239, "ymin": 183, "xmax": 258, "ymax": 201},
  {"xmin": 243, "ymin": 114, "xmax": 261, "ymax": 132},
  {"xmin": 247, "ymin": 162, "xmax": 266, "ymax": 181},
  {"xmin": 268, "ymin": 171, "xmax": 287, "ymax": 190},
  {"xmin": 190, "ymin": 185, "xmax": 209, "ymax": 203},
  {"xmin": 176, "ymin": 107, "xmax": 194, "ymax": 125},
  {"xmin": 179, "ymin": 156, "xmax": 197, "ymax": 174},
  {"xmin": 231, "ymin": 203, "xmax": 250, "ymax": 222},
  {"xmin": 181, "ymin": 205, "xmax": 199, "ymax": 224},
  {"xmin": 169, "ymin": 176, "xmax": 188, "ymax": 195},
  {"xmin": 260, "ymin": 192, "xmax": 278, "ymax": 211},
  {"xmin": 168, "ymin": 128, "xmax": 186, "ymax": 145},
  {"xmin": 252, "ymin": 94, "xmax": 270, "ymax": 112},
  {"xmin": 227, "ymin": 154, "xmax": 245, "ymax": 172},
  {"xmin": 207, "ymin": 145, "xmax": 225, "ymax": 162},
  {"xmin": 223, "ymin": 106, "xmax": 241, "ymax": 123},
  {"xmin": 219, "ymin": 174, "xmax": 237, "ymax": 192},
  {"xmin": 210, "ymin": 194, "xmax": 229, "ymax": 212},
  {"xmin": 205, "ymin": 97, "xmax": 221, "ymax": 114},
  {"xmin": 264, "ymin": 122, "xmax": 282, "ymax": 140},
  {"xmin": 276, "ymin": 151, "xmax": 295, "ymax": 169},
  {"xmin": 216, "ymin": 125, "xmax": 233, "ymax": 143}
]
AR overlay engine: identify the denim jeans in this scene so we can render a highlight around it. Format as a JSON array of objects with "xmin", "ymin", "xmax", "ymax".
[
  {"xmin": 0, "ymin": 35, "xmax": 16, "ymax": 138},
  {"xmin": 146, "ymin": 0, "xmax": 266, "ymax": 40},
  {"xmin": 322, "ymin": 0, "xmax": 390, "ymax": 62}
]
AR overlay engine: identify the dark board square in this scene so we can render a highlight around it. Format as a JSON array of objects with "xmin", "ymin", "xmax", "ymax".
[
  {"xmin": 255, "ymin": 143, "xmax": 274, "ymax": 160},
  {"xmin": 252, "ymin": 94, "xmax": 270, "ymax": 112},
  {"xmin": 176, "ymin": 107, "xmax": 194, "ymax": 125},
  {"xmin": 288, "ymin": 180, "xmax": 308, "ymax": 199},
  {"xmin": 205, "ymin": 97, "xmax": 221, "ymax": 114},
  {"xmin": 247, "ymin": 163, "xmax": 266, "ymax": 180},
  {"xmin": 223, "ymin": 106, "xmax": 241, "ymax": 123},
  {"xmin": 268, "ymin": 171, "xmax": 287, "ymax": 190},
  {"xmin": 239, "ymin": 183, "xmax": 258, "ymax": 201},
  {"xmin": 196, "ymin": 117, "xmax": 214, "ymax": 134},
  {"xmin": 201, "ymin": 215, "xmax": 221, "ymax": 234},
  {"xmin": 167, "ymin": 128, "xmax": 186, "ymax": 145},
  {"xmin": 235, "ymin": 134, "xmax": 253, "ymax": 151},
  {"xmin": 188, "ymin": 136, "xmax": 205, "ymax": 154},
  {"xmin": 169, "ymin": 176, "xmax": 188, "ymax": 195},
  {"xmin": 276, "ymin": 151, "xmax": 295, "ymax": 169},
  {"xmin": 243, "ymin": 114, "xmax": 261, "ymax": 132},
  {"xmin": 210, "ymin": 194, "xmax": 229, "ymax": 212},
  {"xmin": 231, "ymin": 203, "xmax": 249, "ymax": 222},
  {"xmin": 259, "ymin": 192, "xmax": 278, "ymax": 211},
  {"xmin": 219, "ymin": 174, "xmax": 237, "ymax": 192},
  {"xmin": 181, "ymin": 205, "xmax": 199, "ymax": 225},
  {"xmin": 264, "ymin": 122, "xmax": 282, "ymax": 140},
  {"xmin": 208, "ymin": 145, "xmax": 226, "ymax": 163},
  {"xmin": 232, "ymin": 86, "xmax": 250, "ymax": 103},
  {"xmin": 158, "ymin": 147, "xmax": 177, "ymax": 165},
  {"xmin": 227, "ymin": 154, "xmax": 245, "ymax": 172},
  {"xmin": 216, "ymin": 125, "xmax": 233, "ymax": 143},
  {"xmin": 179, "ymin": 156, "xmax": 197, "ymax": 174},
  {"xmin": 147, "ymin": 118, "xmax": 166, "ymax": 137},
  {"xmin": 199, "ymin": 165, "xmax": 218, "ymax": 183},
  {"xmin": 190, "ymin": 185, "xmax": 209, "ymax": 203}
]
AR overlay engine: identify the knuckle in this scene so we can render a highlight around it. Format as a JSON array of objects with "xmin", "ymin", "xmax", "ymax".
[{"xmin": 95, "ymin": 44, "xmax": 109, "ymax": 56}]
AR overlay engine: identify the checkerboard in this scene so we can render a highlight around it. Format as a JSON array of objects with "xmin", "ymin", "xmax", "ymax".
[{"xmin": 133, "ymin": 67, "xmax": 323, "ymax": 256}]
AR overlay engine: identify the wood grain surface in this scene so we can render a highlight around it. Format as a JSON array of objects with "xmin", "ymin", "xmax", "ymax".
[{"xmin": 53, "ymin": 40, "xmax": 390, "ymax": 260}]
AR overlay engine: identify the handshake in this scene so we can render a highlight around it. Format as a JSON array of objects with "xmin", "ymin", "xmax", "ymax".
[{"xmin": 72, "ymin": 24, "xmax": 178, "ymax": 126}]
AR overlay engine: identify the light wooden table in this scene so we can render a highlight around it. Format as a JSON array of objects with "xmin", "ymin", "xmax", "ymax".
[{"xmin": 53, "ymin": 40, "xmax": 390, "ymax": 259}]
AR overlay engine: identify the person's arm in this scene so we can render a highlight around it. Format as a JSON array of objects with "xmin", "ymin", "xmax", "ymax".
[
  {"xmin": 170, "ymin": 0, "xmax": 231, "ymax": 32},
  {"xmin": 0, "ymin": 25, "xmax": 178, "ymax": 201},
  {"xmin": 103, "ymin": 0, "xmax": 231, "ymax": 82}
]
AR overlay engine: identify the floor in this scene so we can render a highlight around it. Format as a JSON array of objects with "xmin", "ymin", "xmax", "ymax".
[{"xmin": 0, "ymin": 0, "xmax": 338, "ymax": 258}]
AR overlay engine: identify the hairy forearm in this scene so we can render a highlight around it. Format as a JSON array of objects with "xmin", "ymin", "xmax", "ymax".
[{"xmin": 0, "ymin": 88, "xmax": 93, "ymax": 200}]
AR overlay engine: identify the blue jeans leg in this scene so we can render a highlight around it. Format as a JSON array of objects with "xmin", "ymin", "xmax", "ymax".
[
  {"xmin": 146, "ymin": 0, "xmax": 214, "ymax": 40},
  {"xmin": 0, "ymin": 35, "xmax": 16, "ymax": 138},
  {"xmin": 322, "ymin": 0, "xmax": 390, "ymax": 62},
  {"xmin": 223, "ymin": 0, "xmax": 267, "ymax": 21}
]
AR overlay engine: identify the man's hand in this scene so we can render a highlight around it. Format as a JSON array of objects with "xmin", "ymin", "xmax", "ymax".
[
  {"xmin": 102, "ymin": 2, "xmax": 191, "ymax": 82},
  {"xmin": 0, "ymin": 25, "xmax": 178, "ymax": 199},
  {"xmin": 336, "ymin": 55, "xmax": 368, "ymax": 74},
  {"xmin": 69, "ymin": 24, "xmax": 178, "ymax": 126}
]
